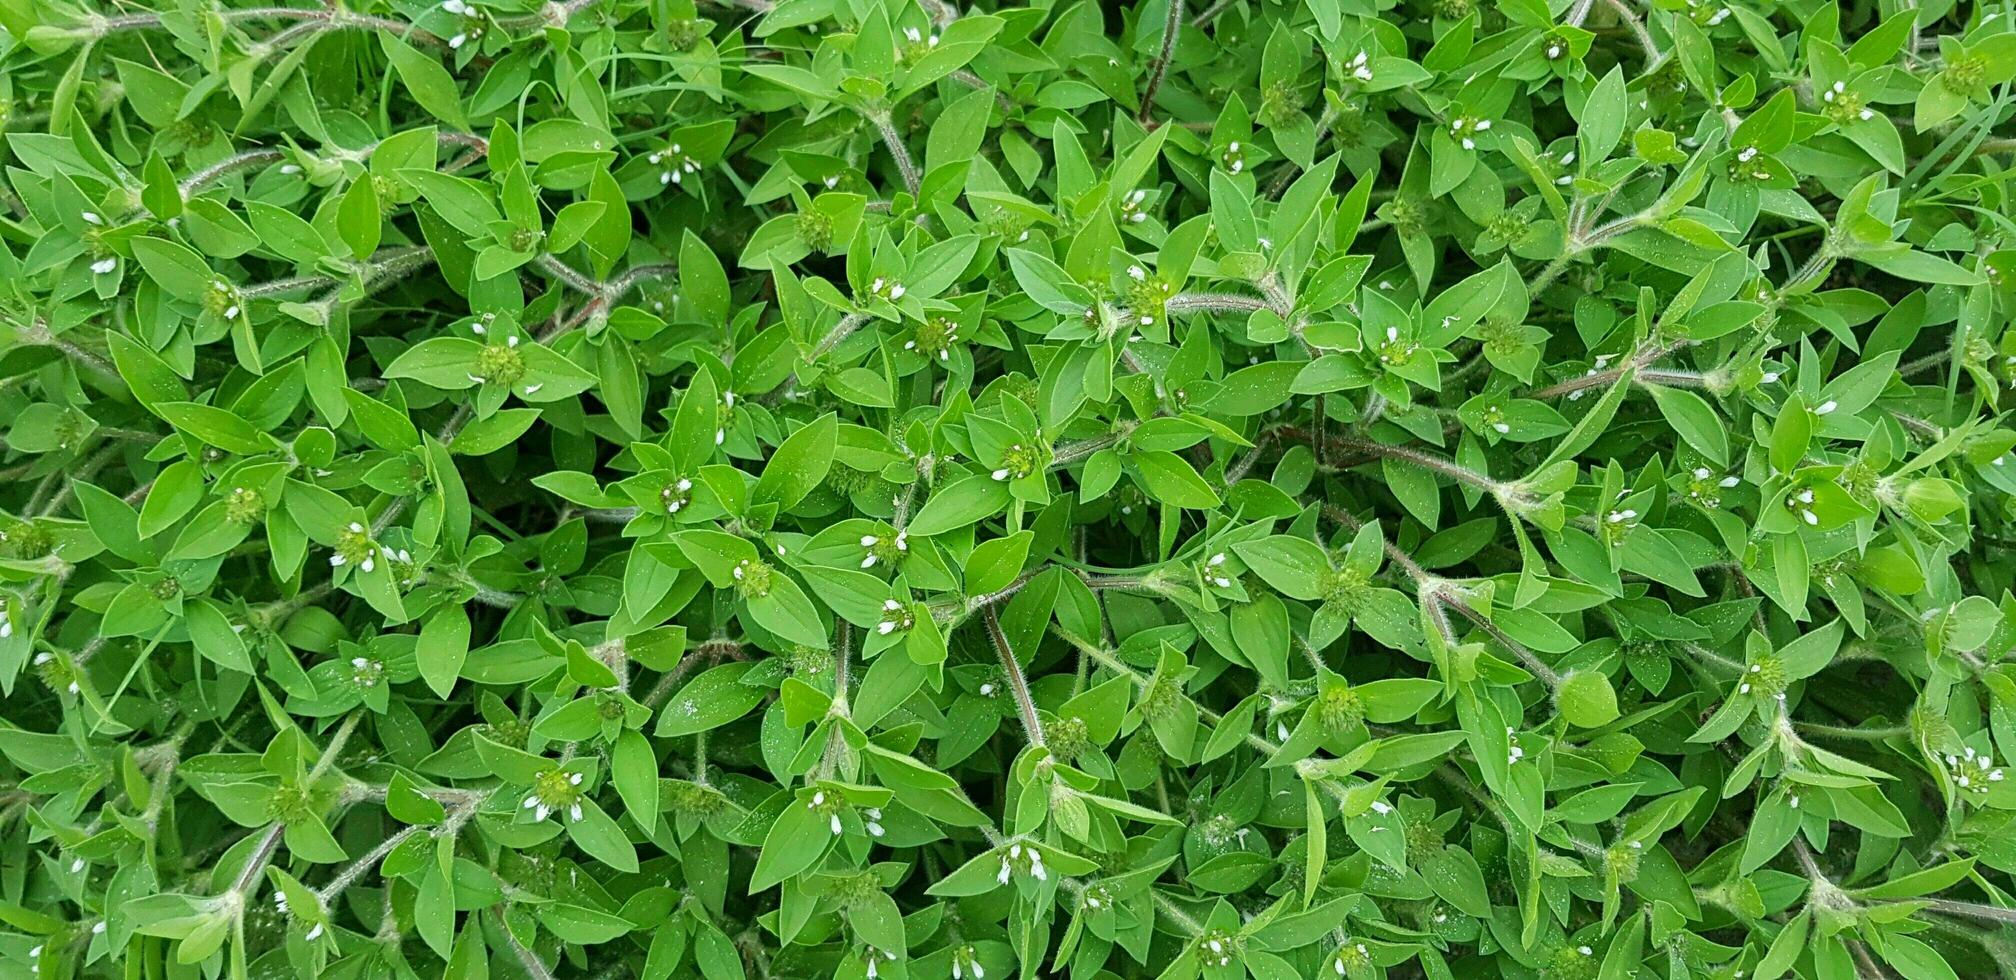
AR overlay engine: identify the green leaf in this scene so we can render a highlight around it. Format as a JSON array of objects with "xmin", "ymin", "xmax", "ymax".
[
  {"xmin": 752, "ymin": 413, "xmax": 836, "ymax": 511},
  {"xmin": 338, "ymin": 176, "xmax": 382, "ymax": 260},
  {"xmin": 418, "ymin": 604, "xmax": 471, "ymax": 698},
  {"xmin": 1232, "ymin": 536, "xmax": 1331, "ymax": 601},
  {"xmin": 1558, "ymin": 670, "xmax": 1621, "ymax": 728},
  {"xmin": 1132, "ymin": 451, "xmax": 1220, "ymax": 509},
  {"xmin": 451, "ymin": 408, "xmax": 541, "ymax": 455},
  {"xmin": 1646, "ymin": 384, "xmax": 1727, "ymax": 465},
  {"xmin": 380, "ymin": 35, "xmax": 468, "ymax": 128},
  {"xmin": 908, "ymin": 474, "xmax": 1013, "ymax": 536},
  {"xmin": 130, "ymin": 237, "xmax": 215, "ymax": 302}
]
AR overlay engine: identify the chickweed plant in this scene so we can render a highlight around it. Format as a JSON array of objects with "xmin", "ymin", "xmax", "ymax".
[{"xmin": 3, "ymin": 0, "xmax": 2016, "ymax": 977}]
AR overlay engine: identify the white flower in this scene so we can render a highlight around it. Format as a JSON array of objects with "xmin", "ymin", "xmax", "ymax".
[
  {"xmin": 1813, "ymin": 399, "xmax": 1838, "ymax": 416},
  {"xmin": 1945, "ymin": 746, "xmax": 2005, "ymax": 795},
  {"xmin": 441, "ymin": 0, "xmax": 467, "ymax": 11},
  {"xmin": 91, "ymin": 258, "xmax": 117, "ymax": 274},
  {"xmin": 305, "ymin": 922, "xmax": 324, "ymax": 941},
  {"xmin": 449, "ymin": 33, "xmax": 467, "ymax": 48},
  {"xmin": 81, "ymin": 211, "xmax": 103, "ymax": 225},
  {"xmin": 992, "ymin": 468, "xmax": 1011, "ymax": 481}
]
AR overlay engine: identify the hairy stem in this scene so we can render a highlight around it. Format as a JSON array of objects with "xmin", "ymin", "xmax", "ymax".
[
  {"xmin": 1138, "ymin": 0, "xmax": 1185, "ymax": 125},
  {"xmin": 869, "ymin": 113, "xmax": 922, "ymax": 199},
  {"xmin": 983, "ymin": 607, "xmax": 1045, "ymax": 747}
]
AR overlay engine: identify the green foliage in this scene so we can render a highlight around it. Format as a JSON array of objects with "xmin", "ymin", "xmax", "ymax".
[{"xmin": 5, "ymin": 0, "xmax": 2016, "ymax": 976}]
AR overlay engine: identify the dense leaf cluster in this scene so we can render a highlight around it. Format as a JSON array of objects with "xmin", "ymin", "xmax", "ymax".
[{"xmin": 3, "ymin": 0, "xmax": 2016, "ymax": 977}]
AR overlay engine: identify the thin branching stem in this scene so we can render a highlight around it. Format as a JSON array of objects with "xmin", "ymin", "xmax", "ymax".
[
  {"xmin": 1530, "ymin": 340, "xmax": 1692, "ymax": 399},
  {"xmin": 869, "ymin": 113, "xmax": 922, "ymax": 199},
  {"xmin": 1138, "ymin": 0, "xmax": 1184, "ymax": 125},
  {"xmin": 983, "ymin": 607, "xmax": 1045, "ymax": 747}
]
